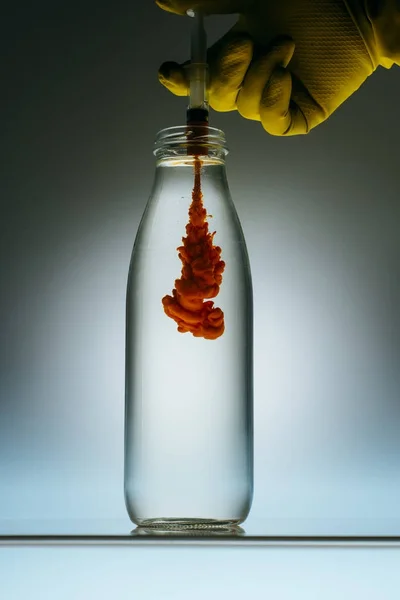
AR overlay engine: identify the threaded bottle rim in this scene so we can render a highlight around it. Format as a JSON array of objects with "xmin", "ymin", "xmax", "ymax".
[{"xmin": 154, "ymin": 126, "xmax": 228, "ymax": 158}]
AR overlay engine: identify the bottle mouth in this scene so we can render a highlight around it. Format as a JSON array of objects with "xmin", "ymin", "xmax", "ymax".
[{"xmin": 154, "ymin": 126, "xmax": 228, "ymax": 158}]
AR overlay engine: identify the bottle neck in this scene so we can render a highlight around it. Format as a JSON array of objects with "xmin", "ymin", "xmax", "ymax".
[{"xmin": 152, "ymin": 151, "xmax": 228, "ymax": 199}]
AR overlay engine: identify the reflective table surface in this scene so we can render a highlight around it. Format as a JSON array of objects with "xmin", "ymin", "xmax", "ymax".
[{"xmin": 2, "ymin": 516, "xmax": 400, "ymax": 546}]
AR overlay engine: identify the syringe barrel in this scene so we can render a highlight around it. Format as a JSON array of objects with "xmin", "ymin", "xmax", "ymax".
[{"xmin": 186, "ymin": 62, "xmax": 209, "ymax": 111}]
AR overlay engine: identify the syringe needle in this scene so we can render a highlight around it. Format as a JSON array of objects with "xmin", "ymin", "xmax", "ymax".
[{"xmin": 186, "ymin": 9, "xmax": 209, "ymax": 125}]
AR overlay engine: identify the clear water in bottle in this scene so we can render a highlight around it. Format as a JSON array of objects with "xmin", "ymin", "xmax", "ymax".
[{"xmin": 124, "ymin": 126, "xmax": 253, "ymax": 529}]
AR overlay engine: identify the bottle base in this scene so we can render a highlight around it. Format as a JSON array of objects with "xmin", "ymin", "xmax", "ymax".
[{"xmin": 134, "ymin": 517, "xmax": 243, "ymax": 531}]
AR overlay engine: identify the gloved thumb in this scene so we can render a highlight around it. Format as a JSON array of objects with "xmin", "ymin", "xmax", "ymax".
[{"xmin": 156, "ymin": 0, "xmax": 251, "ymax": 16}]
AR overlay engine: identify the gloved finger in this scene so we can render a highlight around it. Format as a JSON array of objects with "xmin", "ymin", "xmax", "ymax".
[
  {"xmin": 260, "ymin": 70, "xmax": 310, "ymax": 136},
  {"xmin": 208, "ymin": 35, "xmax": 253, "ymax": 111},
  {"xmin": 155, "ymin": 0, "xmax": 252, "ymax": 16},
  {"xmin": 158, "ymin": 34, "xmax": 253, "ymax": 111},
  {"xmin": 236, "ymin": 37, "xmax": 295, "ymax": 121},
  {"xmin": 159, "ymin": 61, "xmax": 189, "ymax": 96}
]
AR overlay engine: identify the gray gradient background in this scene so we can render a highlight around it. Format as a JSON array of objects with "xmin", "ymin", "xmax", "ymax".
[{"xmin": 1, "ymin": 1, "xmax": 400, "ymax": 529}]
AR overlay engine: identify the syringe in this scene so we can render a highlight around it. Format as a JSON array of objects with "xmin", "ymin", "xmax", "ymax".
[{"xmin": 186, "ymin": 9, "xmax": 209, "ymax": 125}]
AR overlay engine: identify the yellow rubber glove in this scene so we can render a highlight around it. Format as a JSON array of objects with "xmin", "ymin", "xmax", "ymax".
[{"xmin": 157, "ymin": 0, "xmax": 400, "ymax": 135}]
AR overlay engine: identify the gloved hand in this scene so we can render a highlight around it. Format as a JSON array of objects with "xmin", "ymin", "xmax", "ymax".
[{"xmin": 156, "ymin": 0, "xmax": 399, "ymax": 135}]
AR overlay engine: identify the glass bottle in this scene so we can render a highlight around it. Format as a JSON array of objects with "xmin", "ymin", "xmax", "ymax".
[{"xmin": 124, "ymin": 125, "xmax": 253, "ymax": 529}]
